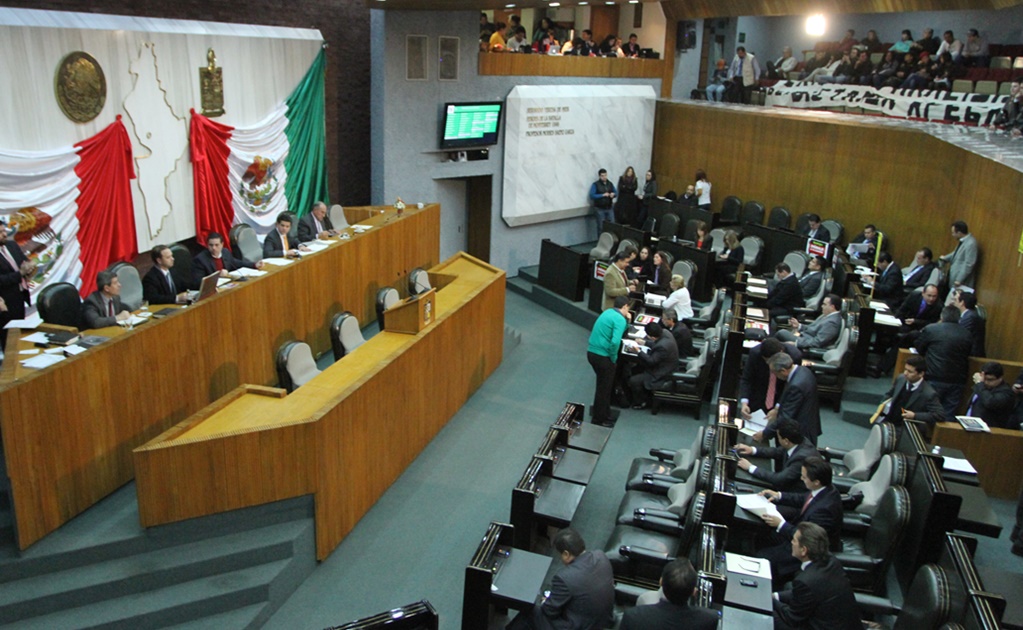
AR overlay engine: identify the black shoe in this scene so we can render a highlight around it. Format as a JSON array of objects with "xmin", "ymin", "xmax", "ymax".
[
  {"xmin": 608, "ymin": 408, "xmax": 621, "ymax": 422},
  {"xmin": 592, "ymin": 418, "xmax": 616, "ymax": 428},
  {"xmin": 632, "ymin": 402, "xmax": 650, "ymax": 410}
]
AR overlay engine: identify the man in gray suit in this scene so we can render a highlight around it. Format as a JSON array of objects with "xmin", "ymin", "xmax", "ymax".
[
  {"xmin": 776, "ymin": 294, "xmax": 842, "ymax": 351},
  {"xmin": 82, "ymin": 270, "xmax": 131, "ymax": 329},
  {"xmin": 759, "ymin": 353, "xmax": 822, "ymax": 445},
  {"xmin": 940, "ymin": 220, "xmax": 979, "ymax": 305},
  {"xmin": 628, "ymin": 322, "xmax": 680, "ymax": 410},
  {"xmin": 508, "ymin": 528, "xmax": 614, "ymax": 630},
  {"xmin": 878, "ymin": 355, "xmax": 947, "ymax": 439}
]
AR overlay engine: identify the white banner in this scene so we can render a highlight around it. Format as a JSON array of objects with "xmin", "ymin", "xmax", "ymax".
[{"xmin": 765, "ymin": 82, "xmax": 1008, "ymax": 125}]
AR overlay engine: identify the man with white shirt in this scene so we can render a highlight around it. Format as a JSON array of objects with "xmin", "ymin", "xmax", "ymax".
[
  {"xmin": 772, "ymin": 523, "xmax": 861, "ymax": 630},
  {"xmin": 82, "ymin": 270, "xmax": 131, "ymax": 329},
  {"xmin": 776, "ymin": 294, "xmax": 842, "ymax": 351},
  {"xmin": 902, "ymin": 247, "xmax": 936, "ymax": 293},
  {"xmin": 799, "ymin": 255, "xmax": 825, "ymax": 301},
  {"xmin": 936, "ymin": 30, "xmax": 964, "ymax": 62},
  {"xmin": 877, "ymin": 355, "xmax": 946, "ymax": 438},
  {"xmin": 801, "ymin": 214, "xmax": 830, "ymax": 243},
  {"xmin": 734, "ymin": 419, "xmax": 817, "ymax": 494},
  {"xmin": 766, "ymin": 46, "xmax": 798, "ymax": 79},
  {"xmin": 193, "ymin": 232, "xmax": 264, "ymax": 283},
  {"xmin": 297, "ymin": 201, "xmax": 337, "ymax": 242},
  {"xmin": 142, "ymin": 245, "xmax": 189, "ymax": 305}
]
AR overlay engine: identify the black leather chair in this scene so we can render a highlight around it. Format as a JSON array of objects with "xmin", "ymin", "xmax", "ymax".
[
  {"xmin": 835, "ymin": 485, "xmax": 912, "ymax": 593},
  {"xmin": 624, "ymin": 426, "xmax": 714, "ymax": 491},
  {"xmin": 604, "ymin": 491, "xmax": 708, "ymax": 582},
  {"xmin": 741, "ymin": 201, "xmax": 765, "ymax": 226},
  {"xmin": 663, "ymin": 190, "xmax": 677, "ymax": 201},
  {"xmin": 375, "ymin": 287, "xmax": 400, "ymax": 329},
  {"xmin": 408, "ymin": 268, "xmax": 431, "ymax": 296},
  {"xmin": 718, "ymin": 196, "xmax": 742, "ymax": 226},
  {"xmin": 768, "ymin": 206, "xmax": 792, "ymax": 230},
  {"xmin": 615, "ymin": 458, "xmax": 712, "ymax": 528},
  {"xmin": 275, "ymin": 340, "xmax": 320, "ymax": 393},
  {"xmin": 651, "ymin": 335, "xmax": 719, "ymax": 418},
  {"xmin": 37, "ymin": 282, "xmax": 82, "ymax": 328},
  {"xmin": 657, "ymin": 213, "xmax": 680, "ymax": 241},
  {"xmin": 640, "ymin": 217, "xmax": 656, "ymax": 233},
  {"xmin": 168, "ymin": 244, "xmax": 194, "ymax": 291},
  {"xmin": 330, "ymin": 311, "xmax": 365, "ymax": 361},
  {"xmin": 794, "ymin": 212, "xmax": 813, "ymax": 234},
  {"xmin": 680, "ymin": 219, "xmax": 700, "ymax": 242},
  {"xmin": 821, "ymin": 422, "xmax": 898, "ymax": 492},
  {"xmin": 855, "ymin": 563, "xmax": 952, "ymax": 628}
]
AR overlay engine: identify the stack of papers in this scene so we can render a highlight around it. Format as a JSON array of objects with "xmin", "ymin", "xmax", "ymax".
[
  {"xmin": 868, "ymin": 300, "xmax": 889, "ymax": 311},
  {"xmin": 622, "ymin": 339, "xmax": 649, "ymax": 355},
  {"xmin": 739, "ymin": 409, "xmax": 768, "ymax": 437},
  {"xmin": 874, "ymin": 313, "xmax": 902, "ymax": 327},
  {"xmin": 735, "ymin": 494, "xmax": 782, "ymax": 520},
  {"xmin": 231, "ymin": 267, "xmax": 267, "ymax": 278},
  {"xmin": 3, "ymin": 312, "xmax": 43, "ymax": 330},
  {"xmin": 261, "ymin": 257, "xmax": 295, "ymax": 266},
  {"xmin": 942, "ymin": 457, "xmax": 978, "ymax": 475},
  {"xmin": 725, "ymin": 552, "xmax": 772, "ymax": 578},
  {"xmin": 351, "ymin": 224, "xmax": 373, "ymax": 233},
  {"xmin": 302, "ymin": 242, "xmax": 330, "ymax": 253},
  {"xmin": 21, "ymin": 353, "xmax": 65, "ymax": 370}
]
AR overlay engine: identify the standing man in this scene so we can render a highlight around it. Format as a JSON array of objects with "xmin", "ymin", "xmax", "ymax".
[
  {"xmin": 759, "ymin": 352, "xmax": 822, "ymax": 445},
  {"xmin": 940, "ymin": 220, "xmax": 979, "ymax": 305},
  {"xmin": 0, "ymin": 220, "xmax": 36, "ymax": 346},
  {"xmin": 965, "ymin": 362, "xmax": 1016, "ymax": 428},
  {"xmin": 954, "ymin": 290, "xmax": 986, "ymax": 357},
  {"xmin": 777, "ymin": 294, "xmax": 842, "ymax": 351},
  {"xmin": 587, "ymin": 296, "xmax": 630, "ymax": 427},
  {"xmin": 739, "ymin": 337, "xmax": 803, "ymax": 419},
  {"xmin": 628, "ymin": 322, "xmax": 679, "ymax": 410},
  {"xmin": 763, "ymin": 263, "xmax": 804, "ymax": 319},
  {"xmin": 82, "ymin": 271, "xmax": 131, "ymax": 330},
  {"xmin": 620, "ymin": 560, "xmax": 719, "ymax": 630},
  {"xmin": 877, "ymin": 355, "xmax": 946, "ymax": 439},
  {"xmin": 589, "ymin": 168, "xmax": 616, "ymax": 239},
  {"xmin": 193, "ymin": 232, "xmax": 264, "ymax": 284},
  {"xmin": 915, "ymin": 306, "xmax": 973, "ymax": 417},
  {"xmin": 142, "ymin": 245, "xmax": 189, "ymax": 305},
  {"xmin": 602, "ymin": 252, "xmax": 636, "ymax": 311},
  {"xmin": 507, "ymin": 528, "xmax": 614, "ymax": 630},
  {"xmin": 263, "ymin": 212, "xmax": 309, "ymax": 259},
  {"xmin": 727, "ymin": 46, "xmax": 761, "ymax": 104},
  {"xmin": 297, "ymin": 201, "xmax": 336, "ymax": 242},
  {"xmin": 772, "ymin": 523, "xmax": 862, "ymax": 630}
]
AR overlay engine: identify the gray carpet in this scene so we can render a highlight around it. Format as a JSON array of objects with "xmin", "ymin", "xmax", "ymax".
[{"xmin": 265, "ymin": 288, "xmax": 1022, "ymax": 630}]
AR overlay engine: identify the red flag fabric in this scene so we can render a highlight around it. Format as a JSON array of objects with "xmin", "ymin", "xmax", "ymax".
[{"xmin": 189, "ymin": 110, "xmax": 236, "ymax": 248}]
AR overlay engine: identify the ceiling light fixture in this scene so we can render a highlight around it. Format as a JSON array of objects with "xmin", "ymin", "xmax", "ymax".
[{"xmin": 805, "ymin": 14, "xmax": 826, "ymax": 37}]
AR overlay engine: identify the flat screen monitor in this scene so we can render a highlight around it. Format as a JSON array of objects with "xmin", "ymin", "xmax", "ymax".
[{"xmin": 440, "ymin": 102, "xmax": 502, "ymax": 149}]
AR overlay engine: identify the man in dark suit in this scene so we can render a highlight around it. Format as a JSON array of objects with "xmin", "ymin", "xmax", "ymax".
[
  {"xmin": 965, "ymin": 361, "xmax": 1016, "ymax": 428},
  {"xmin": 659, "ymin": 313, "xmax": 693, "ymax": 358},
  {"xmin": 849, "ymin": 223, "xmax": 878, "ymax": 261},
  {"xmin": 895, "ymin": 284, "xmax": 941, "ymax": 335},
  {"xmin": 902, "ymin": 247, "xmax": 936, "ymax": 293},
  {"xmin": 192, "ymin": 232, "xmax": 263, "ymax": 286},
  {"xmin": 776, "ymin": 294, "xmax": 842, "ymax": 351},
  {"xmin": 915, "ymin": 306, "xmax": 974, "ymax": 417},
  {"xmin": 735, "ymin": 419, "xmax": 819, "ymax": 494},
  {"xmin": 954, "ymin": 290, "xmax": 986, "ymax": 357},
  {"xmin": 740, "ymin": 337, "xmax": 802, "ymax": 419},
  {"xmin": 142, "ymin": 245, "xmax": 188, "ymax": 305},
  {"xmin": 773, "ymin": 523, "xmax": 862, "ymax": 630},
  {"xmin": 798, "ymin": 256, "xmax": 825, "ymax": 301},
  {"xmin": 760, "ymin": 352, "xmax": 822, "ymax": 445},
  {"xmin": 620, "ymin": 559, "xmax": 719, "ymax": 630},
  {"xmin": 0, "ymin": 221, "xmax": 36, "ymax": 346},
  {"xmin": 82, "ymin": 270, "xmax": 131, "ymax": 330},
  {"xmin": 263, "ymin": 212, "xmax": 309, "ymax": 258},
  {"xmin": 297, "ymin": 201, "xmax": 337, "ymax": 243},
  {"xmin": 878, "ymin": 355, "xmax": 947, "ymax": 439},
  {"xmin": 629, "ymin": 322, "xmax": 679, "ymax": 410},
  {"xmin": 801, "ymin": 214, "xmax": 830, "ymax": 243},
  {"xmin": 508, "ymin": 528, "xmax": 614, "ymax": 630},
  {"xmin": 757, "ymin": 456, "xmax": 843, "ymax": 585},
  {"xmin": 870, "ymin": 252, "xmax": 903, "ymax": 309},
  {"xmin": 763, "ymin": 262, "xmax": 804, "ymax": 319}
]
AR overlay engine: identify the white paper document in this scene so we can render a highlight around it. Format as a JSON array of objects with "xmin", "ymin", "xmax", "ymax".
[
  {"xmin": 302, "ymin": 242, "xmax": 329, "ymax": 253},
  {"xmin": 874, "ymin": 313, "xmax": 902, "ymax": 328},
  {"xmin": 18, "ymin": 349, "xmax": 39, "ymax": 356},
  {"xmin": 20, "ymin": 353, "xmax": 65, "ymax": 369},
  {"xmin": 847, "ymin": 243, "xmax": 871, "ymax": 255},
  {"xmin": 726, "ymin": 551, "xmax": 773, "ymax": 578},
  {"xmin": 21, "ymin": 332, "xmax": 50, "ymax": 344},
  {"xmin": 230, "ymin": 267, "xmax": 268, "ymax": 278},
  {"xmin": 868, "ymin": 301, "xmax": 889, "ymax": 311},
  {"xmin": 735, "ymin": 494, "xmax": 782, "ymax": 520},
  {"xmin": 942, "ymin": 457, "xmax": 978, "ymax": 475},
  {"xmin": 622, "ymin": 339, "xmax": 650, "ymax": 355},
  {"xmin": 739, "ymin": 409, "xmax": 769, "ymax": 436},
  {"xmin": 261, "ymin": 257, "xmax": 295, "ymax": 266},
  {"xmin": 747, "ymin": 286, "xmax": 768, "ymax": 297},
  {"xmin": 3, "ymin": 312, "xmax": 43, "ymax": 329}
]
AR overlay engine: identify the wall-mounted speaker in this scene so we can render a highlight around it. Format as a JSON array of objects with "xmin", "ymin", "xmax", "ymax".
[{"xmin": 676, "ymin": 21, "xmax": 697, "ymax": 50}]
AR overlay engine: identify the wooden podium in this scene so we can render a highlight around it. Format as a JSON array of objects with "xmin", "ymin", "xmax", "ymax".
[{"xmin": 384, "ymin": 288, "xmax": 436, "ymax": 334}]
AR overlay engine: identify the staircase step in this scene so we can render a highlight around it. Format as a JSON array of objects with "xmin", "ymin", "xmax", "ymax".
[
  {"xmin": 164, "ymin": 603, "xmax": 266, "ymax": 630},
  {"xmin": 517, "ymin": 265, "xmax": 540, "ymax": 284},
  {"xmin": 3, "ymin": 560, "xmax": 289, "ymax": 630},
  {"xmin": 0, "ymin": 520, "xmax": 309, "ymax": 624},
  {"xmin": 506, "ymin": 276, "xmax": 535, "ymax": 299}
]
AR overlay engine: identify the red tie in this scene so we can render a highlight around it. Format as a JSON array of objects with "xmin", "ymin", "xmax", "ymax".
[
  {"xmin": 765, "ymin": 373, "xmax": 777, "ymax": 409},
  {"xmin": 108, "ymin": 300, "xmax": 114, "ymax": 317},
  {"xmin": 1, "ymin": 245, "xmax": 28, "ymax": 291},
  {"xmin": 800, "ymin": 492, "xmax": 813, "ymax": 515}
]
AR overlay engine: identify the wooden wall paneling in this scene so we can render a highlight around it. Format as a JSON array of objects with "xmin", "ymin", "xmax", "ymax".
[
  {"xmin": 478, "ymin": 52, "xmax": 664, "ymax": 78},
  {"xmin": 661, "ymin": 0, "xmax": 1014, "ymax": 19},
  {"xmin": 652, "ymin": 102, "xmax": 1023, "ymax": 358},
  {"xmin": 0, "ymin": 205, "xmax": 439, "ymax": 550}
]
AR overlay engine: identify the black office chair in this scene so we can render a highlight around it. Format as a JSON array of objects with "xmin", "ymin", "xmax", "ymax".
[
  {"xmin": 275, "ymin": 340, "xmax": 321, "ymax": 393},
  {"xmin": 109, "ymin": 261, "xmax": 143, "ymax": 311},
  {"xmin": 168, "ymin": 244, "xmax": 194, "ymax": 291},
  {"xmin": 741, "ymin": 201, "xmax": 765, "ymax": 226},
  {"xmin": 855, "ymin": 564, "xmax": 952, "ymax": 629},
  {"xmin": 768, "ymin": 206, "xmax": 792, "ymax": 230},
  {"xmin": 835, "ymin": 485, "xmax": 912, "ymax": 593},
  {"xmin": 408, "ymin": 268, "xmax": 431, "ymax": 296},
  {"xmin": 663, "ymin": 190, "xmax": 677, "ymax": 202},
  {"xmin": 681, "ymin": 219, "xmax": 700, "ymax": 242},
  {"xmin": 376, "ymin": 287, "xmax": 400, "ymax": 330},
  {"xmin": 231, "ymin": 223, "xmax": 263, "ymax": 263},
  {"xmin": 718, "ymin": 196, "xmax": 742, "ymax": 226},
  {"xmin": 330, "ymin": 311, "xmax": 366, "ymax": 361},
  {"xmin": 657, "ymin": 214, "xmax": 680, "ymax": 241},
  {"xmin": 641, "ymin": 217, "xmax": 656, "ymax": 233},
  {"xmin": 616, "ymin": 458, "xmax": 712, "ymax": 528},
  {"xmin": 37, "ymin": 282, "xmax": 82, "ymax": 328},
  {"xmin": 821, "ymin": 422, "xmax": 897, "ymax": 491},
  {"xmin": 794, "ymin": 212, "xmax": 813, "ymax": 234},
  {"xmin": 624, "ymin": 426, "xmax": 714, "ymax": 491},
  {"xmin": 604, "ymin": 491, "xmax": 708, "ymax": 582}
]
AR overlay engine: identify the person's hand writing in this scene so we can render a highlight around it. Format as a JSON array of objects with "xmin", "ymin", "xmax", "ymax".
[{"xmin": 115, "ymin": 310, "xmax": 131, "ymax": 322}]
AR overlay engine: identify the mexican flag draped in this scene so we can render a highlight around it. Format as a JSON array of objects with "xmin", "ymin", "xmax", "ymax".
[{"xmin": 190, "ymin": 49, "xmax": 329, "ymax": 246}]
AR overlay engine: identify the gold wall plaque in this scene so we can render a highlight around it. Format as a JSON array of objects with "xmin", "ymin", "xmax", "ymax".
[
  {"xmin": 199, "ymin": 48, "xmax": 225, "ymax": 117},
  {"xmin": 55, "ymin": 51, "xmax": 106, "ymax": 123}
]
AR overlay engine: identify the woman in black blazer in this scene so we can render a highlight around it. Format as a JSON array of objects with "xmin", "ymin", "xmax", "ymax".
[
  {"xmin": 714, "ymin": 230, "xmax": 744, "ymax": 289},
  {"xmin": 649, "ymin": 251, "xmax": 672, "ymax": 294}
]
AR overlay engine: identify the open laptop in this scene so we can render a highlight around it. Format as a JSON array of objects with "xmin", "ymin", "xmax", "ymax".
[{"xmin": 186, "ymin": 271, "xmax": 221, "ymax": 303}]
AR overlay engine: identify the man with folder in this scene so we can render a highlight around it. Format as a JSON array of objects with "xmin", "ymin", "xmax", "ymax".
[{"xmin": 874, "ymin": 354, "xmax": 946, "ymax": 439}]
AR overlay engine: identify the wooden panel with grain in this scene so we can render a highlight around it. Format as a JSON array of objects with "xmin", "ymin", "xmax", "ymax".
[{"xmin": 478, "ymin": 52, "xmax": 664, "ymax": 79}]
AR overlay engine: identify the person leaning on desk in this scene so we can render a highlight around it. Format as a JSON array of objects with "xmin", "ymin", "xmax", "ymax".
[
  {"xmin": 264, "ymin": 211, "xmax": 310, "ymax": 259},
  {"xmin": 82, "ymin": 270, "xmax": 131, "ymax": 329},
  {"xmin": 297, "ymin": 201, "xmax": 337, "ymax": 242},
  {"xmin": 192, "ymin": 232, "xmax": 264, "ymax": 285}
]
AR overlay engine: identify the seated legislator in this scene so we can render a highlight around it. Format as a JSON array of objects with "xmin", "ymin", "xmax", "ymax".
[
  {"xmin": 620, "ymin": 559, "xmax": 719, "ymax": 630},
  {"xmin": 297, "ymin": 201, "xmax": 336, "ymax": 242},
  {"xmin": 141, "ymin": 245, "xmax": 189, "ymax": 305},
  {"xmin": 876, "ymin": 355, "xmax": 946, "ymax": 439},
  {"xmin": 869, "ymin": 252, "xmax": 903, "ymax": 310},
  {"xmin": 776, "ymin": 294, "xmax": 842, "ymax": 351},
  {"xmin": 798, "ymin": 256, "xmax": 825, "ymax": 301},
  {"xmin": 756, "ymin": 456, "xmax": 843, "ymax": 585},
  {"xmin": 801, "ymin": 214, "xmax": 830, "ymax": 243},
  {"xmin": 965, "ymin": 362, "xmax": 1016, "ymax": 429},
  {"xmin": 760, "ymin": 353, "xmax": 822, "ymax": 446},
  {"xmin": 893, "ymin": 283, "xmax": 941, "ymax": 344},
  {"xmin": 628, "ymin": 322, "xmax": 680, "ymax": 410},
  {"xmin": 763, "ymin": 262, "xmax": 804, "ymax": 319},
  {"xmin": 740, "ymin": 337, "xmax": 803, "ymax": 419},
  {"xmin": 849, "ymin": 224, "xmax": 878, "ymax": 261},
  {"xmin": 773, "ymin": 523, "xmax": 862, "ymax": 630},
  {"xmin": 713, "ymin": 230, "xmax": 743, "ymax": 289},
  {"xmin": 192, "ymin": 232, "xmax": 263, "ymax": 285},
  {"xmin": 735, "ymin": 419, "xmax": 818, "ymax": 494},
  {"xmin": 263, "ymin": 212, "xmax": 309, "ymax": 259},
  {"xmin": 902, "ymin": 247, "xmax": 936, "ymax": 293},
  {"xmin": 82, "ymin": 270, "xmax": 131, "ymax": 329},
  {"xmin": 662, "ymin": 275, "xmax": 694, "ymax": 321},
  {"xmin": 659, "ymin": 312, "xmax": 694, "ymax": 358},
  {"xmin": 506, "ymin": 528, "xmax": 614, "ymax": 630}
]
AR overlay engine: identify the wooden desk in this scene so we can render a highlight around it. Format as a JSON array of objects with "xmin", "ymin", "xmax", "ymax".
[
  {"xmin": 0, "ymin": 205, "xmax": 440, "ymax": 550},
  {"xmin": 133, "ymin": 253, "xmax": 505, "ymax": 560},
  {"xmin": 933, "ymin": 422, "xmax": 1023, "ymax": 500}
]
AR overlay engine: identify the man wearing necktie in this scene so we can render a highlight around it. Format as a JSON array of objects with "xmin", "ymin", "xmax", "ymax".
[
  {"xmin": 297, "ymin": 201, "xmax": 337, "ymax": 243},
  {"xmin": 871, "ymin": 252, "xmax": 903, "ymax": 309},
  {"xmin": 727, "ymin": 46, "xmax": 761, "ymax": 104},
  {"xmin": 877, "ymin": 355, "xmax": 946, "ymax": 439},
  {"xmin": 734, "ymin": 419, "xmax": 818, "ymax": 494},
  {"xmin": 965, "ymin": 362, "xmax": 1016, "ymax": 428},
  {"xmin": 0, "ymin": 220, "xmax": 37, "ymax": 347},
  {"xmin": 939, "ymin": 220, "xmax": 979, "ymax": 305},
  {"xmin": 142, "ymin": 245, "xmax": 189, "ymax": 305},
  {"xmin": 82, "ymin": 270, "xmax": 131, "ymax": 330},
  {"xmin": 263, "ymin": 212, "xmax": 309, "ymax": 259}
]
